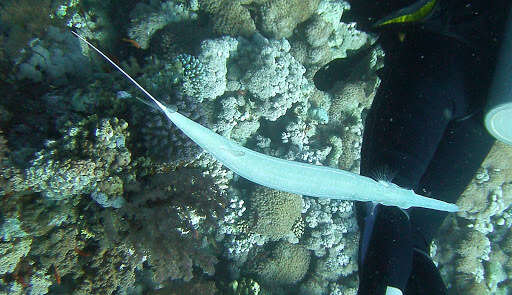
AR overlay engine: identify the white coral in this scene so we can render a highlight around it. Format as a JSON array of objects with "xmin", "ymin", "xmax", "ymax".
[{"xmin": 242, "ymin": 37, "xmax": 313, "ymax": 121}]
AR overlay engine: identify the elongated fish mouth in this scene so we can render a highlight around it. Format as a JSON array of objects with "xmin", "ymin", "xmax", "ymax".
[{"xmin": 71, "ymin": 31, "xmax": 458, "ymax": 213}]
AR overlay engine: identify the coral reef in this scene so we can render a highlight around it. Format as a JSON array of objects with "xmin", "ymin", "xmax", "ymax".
[
  {"xmin": 128, "ymin": 0, "xmax": 198, "ymax": 50},
  {"xmin": 228, "ymin": 277, "xmax": 262, "ymax": 295},
  {"xmin": 302, "ymin": 197, "xmax": 357, "ymax": 257},
  {"xmin": 241, "ymin": 35, "xmax": 313, "ymax": 121},
  {"xmin": 205, "ymin": 0, "xmax": 258, "ymax": 37},
  {"xmin": 328, "ymin": 81, "xmax": 378, "ymax": 172},
  {"xmin": 81, "ymin": 246, "xmax": 140, "ymax": 295},
  {"xmin": 23, "ymin": 116, "xmax": 133, "ymax": 202},
  {"xmin": 248, "ymin": 187, "xmax": 303, "ymax": 241},
  {"xmin": 138, "ymin": 33, "xmax": 314, "ymax": 168},
  {"xmin": 0, "ymin": 238, "xmax": 32, "ymax": 276},
  {"xmin": 177, "ymin": 36, "xmax": 239, "ymax": 102},
  {"xmin": 292, "ymin": 0, "xmax": 371, "ymax": 76},
  {"xmin": 434, "ymin": 141, "xmax": 512, "ymax": 294},
  {"xmin": 117, "ymin": 167, "xmax": 228, "ymax": 283},
  {"xmin": 0, "ymin": 0, "xmax": 388, "ymax": 293},
  {"xmin": 457, "ymin": 141, "xmax": 512, "ymax": 233},
  {"xmin": 15, "ymin": 27, "xmax": 91, "ymax": 86},
  {"xmin": 0, "ymin": 0, "xmax": 53, "ymax": 60},
  {"xmin": 216, "ymin": 187, "xmax": 263, "ymax": 272},
  {"xmin": 200, "ymin": 0, "xmax": 320, "ymax": 39},
  {"xmin": 247, "ymin": 241, "xmax": 311, "ymax": 287},
  {"xmin": 0, "ymin": 132, "xmax": 26, "ymax": 195},
  {"xmin": 257, "ymin": 0, "xmax": 320, "ymax": 39}
]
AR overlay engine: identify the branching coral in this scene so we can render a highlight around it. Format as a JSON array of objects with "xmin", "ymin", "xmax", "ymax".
[
  {"xmin": 241, "ymin": 36, "xmax": 313, "ymax": 121},
  {"xmin": 175, "ymin": 36, "xmax": 238, "ymax": 102},
  {"xmin": 302, "ymin": 196, "xmax": 357, "ymax": 260},
  {"xmin": 456, "ymin": 141, "xmax": 512, "ymax": 233},
  {"xmin": 83, "ymin": 246, "xmax": 140, "ymax": 295},
  {"xmin": 0, "ymin": 238, "xmax": 32, "ymax": 276},
  {"xmin": 24, "ymin": 116, "xmax": 133, "ymax": 202}
]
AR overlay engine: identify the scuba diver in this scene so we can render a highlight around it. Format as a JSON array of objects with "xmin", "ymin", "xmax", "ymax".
[{"xmin": 335, "ymin": 0, "xmax": 512, "ymax": 294}]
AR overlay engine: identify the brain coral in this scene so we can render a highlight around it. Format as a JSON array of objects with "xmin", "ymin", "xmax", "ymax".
[
  {"xmin": 249, "ymin": 187, "xmax": 303, "ymax": 240},
  {"xmin": 248, "ymin": 241, "xmax": 311, "ymax": 287}
]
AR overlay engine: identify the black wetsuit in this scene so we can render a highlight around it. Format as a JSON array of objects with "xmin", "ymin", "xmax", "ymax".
[{"xmin": 344, "ymin": 1, "xmax": 512, "ymax": 294}]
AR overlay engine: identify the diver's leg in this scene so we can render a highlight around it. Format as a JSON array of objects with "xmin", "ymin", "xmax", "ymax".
[
  {"xmin": 396, "ymin": 114, "xmax": 494, "ymax": 294},
  {"xmin": 357, "ymin": 205, "xmax": 413, "ymax": 294},
  {"xmin": 404, "ymin": 248, "xmax": 448, "ymax": 295},
  {"xmin": 357, "ymin": 30, "xmax": 467, "ymax": 295},
  {"xmin": 409, "ymin": 114, "xmax": 495, "ymax": 251},
  {"xmin": 359, "ymin": 31, "xmax": 468, "ymax": 189}
]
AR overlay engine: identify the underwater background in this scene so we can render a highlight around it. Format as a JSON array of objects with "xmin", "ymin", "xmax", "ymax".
[{"xmin": 0, "ymin": 0, "xmax": 511, "ymax": 294}]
